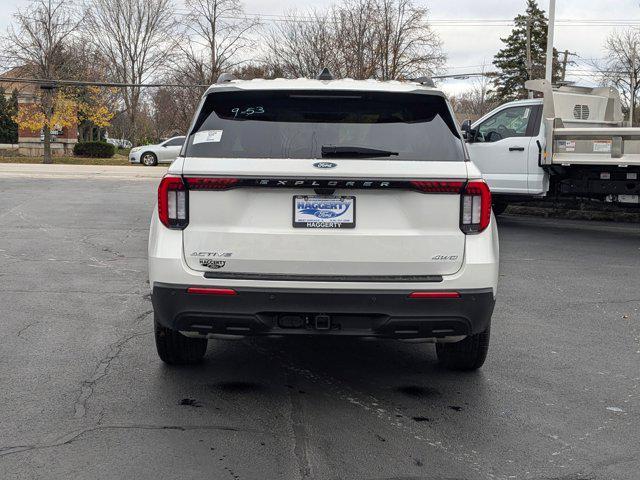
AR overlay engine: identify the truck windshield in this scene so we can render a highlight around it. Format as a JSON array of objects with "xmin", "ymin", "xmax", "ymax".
[{"xmin": 184, "ymin": 90, "xmax": 464, "ymax": 161}]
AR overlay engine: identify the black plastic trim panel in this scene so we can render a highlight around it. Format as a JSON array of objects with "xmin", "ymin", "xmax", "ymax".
[
  {"xmin": 152, "ymin": 283, "xmax": 495, "ymax": 339},
  {"xmin": 203, "ymin": 272, "xmax": 444, "ymax": 282}
]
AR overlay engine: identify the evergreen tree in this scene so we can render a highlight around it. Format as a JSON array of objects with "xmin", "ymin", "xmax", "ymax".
[
  {"xmin": 0, "ymin": 88, "xmax": 19, "ymax": 144},
  {"xmin": 491, "ymin": 0, "xmax": 561, "ymax": 102}
]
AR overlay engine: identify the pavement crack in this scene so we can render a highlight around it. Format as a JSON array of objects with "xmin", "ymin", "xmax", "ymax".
[
  {"xmin": 16, "ymin": 321, "xmax": 39, "ymax": 338},
  {"xmin": 569, "ymin": 298, "xmax": 640, "ymax": 306},
  {"xmin": 252, "ymin": 344, "xmax": 490, "ymax": 477},
  {"xmin": 73, "ymin": 311, "xmax": 153, "ymax": 418},
  {"xmin": 0, "ymin": 423, "xmax": 265, "ymax": 458},
  {"xmin": 285, "ymin": 372, "xmax": 313, "ymax": 479}
]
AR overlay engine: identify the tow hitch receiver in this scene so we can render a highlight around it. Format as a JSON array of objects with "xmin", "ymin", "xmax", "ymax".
[{"xmin": 314, "ymin": 314, "xmax": 331, "ymax": 330}]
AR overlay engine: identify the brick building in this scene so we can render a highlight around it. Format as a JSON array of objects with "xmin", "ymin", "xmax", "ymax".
[{"xmin": 1, "ymin": 67, "xmax": 78, "ymax": 157}]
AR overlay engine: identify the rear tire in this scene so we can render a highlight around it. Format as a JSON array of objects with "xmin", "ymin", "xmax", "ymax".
[
  {"xmin": 141, "ymin": 152, "xmax": 158, "ymax": 166},
  {"xmin": 436, "ymin": 326, "xmax": 490, "ymax": 371},
  {"xmin": 154, "ymin": 315, "xmax": 208, "ymax": 365},
  {"xmin": 492, "ymin": 201, "xmax": 509, "ymax": 216}
]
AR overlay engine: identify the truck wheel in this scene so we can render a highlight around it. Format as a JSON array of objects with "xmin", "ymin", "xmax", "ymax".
[
  {"xmin": 436, "ymin": 326, "xmax": 490, "ymax": 371},
  {"xmin": 492, "ymin": 201, "xmax": 509, "ymax": 216},
  {"xmin": 154, "ymin": 315, "xmax": 208, "ymax": 365}
]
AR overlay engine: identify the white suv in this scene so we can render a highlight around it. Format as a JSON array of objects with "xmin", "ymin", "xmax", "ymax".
[{"xmin": 148, "ymin": 76, "xmax": 499, "ymax": 371}]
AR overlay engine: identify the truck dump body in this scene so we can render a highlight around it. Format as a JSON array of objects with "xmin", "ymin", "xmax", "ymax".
[
  {"xmin": 526, "ymin": 80, "xmax": 640, "ymax": 167},
  {"xmin": 553, "ymin": 127, "xmax": 640, "ymax": 166}
]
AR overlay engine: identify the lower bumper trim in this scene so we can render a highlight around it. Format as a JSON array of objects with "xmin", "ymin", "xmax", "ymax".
[
  {"xmin": 152, "ymin": 283, "xmax": 495, "ymax": 339},
  {"xmin": 202, "ymin": 272, "xmax": 443, "ymax": 283}
]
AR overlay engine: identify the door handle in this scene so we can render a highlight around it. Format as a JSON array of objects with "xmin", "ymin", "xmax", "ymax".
[{"xmin": 509, "ymin": 147, "xmax": 525, "ymax": 152}]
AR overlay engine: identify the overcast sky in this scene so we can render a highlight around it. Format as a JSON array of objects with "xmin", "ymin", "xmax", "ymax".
[{"xmin": 2, "ymin": 0, "xmax": 639, "ymax": 94}]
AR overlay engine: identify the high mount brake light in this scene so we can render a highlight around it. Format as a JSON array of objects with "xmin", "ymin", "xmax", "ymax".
[
  {"xmin": 158, "ymin": 176, "xmax": 239, "ymax": 230},
  {"xmin": 158, "ymin": 175, "xmax": 187, "ymax": 229},
  {"xmin": 410, "ymin": 181, "xmax": 464, "ymax": 194},
  {"xmin": 460, "ymin": 181, "xmax": 492, "ymax": 234}
]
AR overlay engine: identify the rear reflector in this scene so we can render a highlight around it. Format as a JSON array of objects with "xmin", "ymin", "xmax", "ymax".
[
  {"xmin": 409, "ymin": 291, "xmax": 461, "ymax": 299},
  {"xmin": 187, "ymin": 287, "xmax": 238, "ymax": 296},
  {"xmin": 410, "ymin": 181, "xmax": 464, "ymax": 194}
]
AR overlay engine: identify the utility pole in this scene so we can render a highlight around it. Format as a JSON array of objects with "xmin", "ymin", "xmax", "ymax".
[
  {"xmin": 526, "ymin": 17, "xmax": 533, "ymax": 98},
  {"xmin": 545, "ymin": 0, "xmax": 556, "ymax": 83},
  {"xmin": 631, "ymin": 46, "xmax": 637, "ymax": 126}
]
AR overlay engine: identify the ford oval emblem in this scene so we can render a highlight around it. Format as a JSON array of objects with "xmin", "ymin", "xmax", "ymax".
[{"xmin": 313, "ymin": 162, "xmax": 337, "ymax": 169}]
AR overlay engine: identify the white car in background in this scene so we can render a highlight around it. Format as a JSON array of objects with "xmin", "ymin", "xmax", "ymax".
[
  {"xmin": 129, "ymin": 136, "xmax": 186, "ymax": 166},
  {"xmin": 106, "ymin": 138, "xmax": 133, "ymax": 149}
]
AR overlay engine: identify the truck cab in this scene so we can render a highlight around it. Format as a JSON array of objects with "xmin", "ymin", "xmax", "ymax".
[
  {"xmin": 464, "ymin": 80, "xmax": 640, "ymax": 207},
  {"xmin": 465, "ymin": 99, "xmax": 546, "ymax": 196}
]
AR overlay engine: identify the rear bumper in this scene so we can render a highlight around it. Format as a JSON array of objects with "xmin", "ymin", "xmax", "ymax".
[{"xmin": 152, "ymin": 283, "xmax": 495, "ymax": 339}]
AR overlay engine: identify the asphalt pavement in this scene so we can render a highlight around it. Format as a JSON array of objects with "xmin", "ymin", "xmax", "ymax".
[{"xmin": 0, "ymin": 175, "xmax": 639, "ymax": 480}]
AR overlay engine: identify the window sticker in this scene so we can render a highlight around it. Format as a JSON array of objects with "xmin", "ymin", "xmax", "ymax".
[{"xmin": 193, "ymin": 130, "xmax": 223, "ymax": 144}]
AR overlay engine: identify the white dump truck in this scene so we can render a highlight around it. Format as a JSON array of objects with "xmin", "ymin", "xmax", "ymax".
[{"xmin": 462, "ymin": 79, "xmax": 640, "ymax": 213}]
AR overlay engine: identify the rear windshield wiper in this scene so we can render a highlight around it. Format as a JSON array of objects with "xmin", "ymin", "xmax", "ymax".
[{"xmin": 321, "ymin": 145, "xmax": 399, "ymax": 158}]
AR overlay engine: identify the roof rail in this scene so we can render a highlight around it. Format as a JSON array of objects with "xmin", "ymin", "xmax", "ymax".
[
  {"xmin": 317, "ymin": 68, "xmax": 333, "ymax": 81},
  {"xmin": 412, "ymin": 76, "xmax": 435, "ymax": 87},
  {"xmin": 216, "ymin": 73, "xmax": 236, "ymax": 84}
]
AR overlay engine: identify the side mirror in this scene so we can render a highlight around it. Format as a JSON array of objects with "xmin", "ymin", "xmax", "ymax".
[{"xmin": 461, "ymin": 119, "xmax": 475, "ymax": 142}]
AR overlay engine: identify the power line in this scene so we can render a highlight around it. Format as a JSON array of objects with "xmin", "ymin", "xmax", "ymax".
[
  {"xmin": 173, "ymin": 10, "xmax": 640, "ymax": 27},
  {"xmin": 0, "ymin": 77, "xmax": 208, "ymax": 88},
  {"xmin": 433, "ymin": 72, "xmax": 495, "ymax": 80}
]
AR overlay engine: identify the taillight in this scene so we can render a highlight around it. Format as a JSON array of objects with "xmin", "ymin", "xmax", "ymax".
[
  {"xmin": 410, "ymin": 181, "xmax": 464, "ymax": 193},
  {"xmin": 185, "ymin": 177, "xmax": 238, "ymax": 190},
  {"xmin": 158, "ymin": 175, "xmax": 187, "ymax": 229},
  {"xmin": 461, "ymin": 181, "xmax": 491, "ymax": 234},
  {"xmin": 157, "ymin": 176, "xmax": 238, "ymax": 230}
]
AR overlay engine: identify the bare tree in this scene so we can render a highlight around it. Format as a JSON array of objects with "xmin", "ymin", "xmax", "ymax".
[
  {"xmin": 264, "ymin": 9, "xmax": 338, "ymax": 78},
  {"xmin": 594, "ymin": 29, "xmax": 640, "ymax": 126},
  {"xmin": 179, "ymin": 0, "xmax": 260, "ymax": 85},
  {"xmin": 155, "ymin": 0, "xmax": 259, "ymax": 135},
  {"xmin": 83, "ymin": 0, "xmax": 177, "ymax": 144},
  {"xmin": 332, "ymin": 0, "xmax": 379, "ymax": 79},
  {"xmin": 449, "ymin": 68, "xmax": 498, "ymax": 122},
  {"xmin": 2, "ymin": 0, "xmax": 82, "ymax": 163},
  {"xmin": 263, "ymin": 0, "xmax": 445, "ymax": 81},
  {"xmin": 151, "ymin": 75, "xmax": 203, "ymax": 136},
  {"xmin": 450, "ymin": 87, "xmax": 499, "ymax": 123},
  {"xmin": 376, "ymin": 0, "xmax": 445, "ymax": 80}
]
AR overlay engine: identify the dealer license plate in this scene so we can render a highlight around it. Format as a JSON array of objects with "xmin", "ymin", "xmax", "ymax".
[{"xmin": 293, "ymin": 196, "xmax": 356, "ymax": 229}]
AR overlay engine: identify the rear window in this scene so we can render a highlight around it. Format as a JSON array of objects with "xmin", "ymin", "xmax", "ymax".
[{"xmin": 184, "ymin": 90, "xmax": 464, "ymax": 161}]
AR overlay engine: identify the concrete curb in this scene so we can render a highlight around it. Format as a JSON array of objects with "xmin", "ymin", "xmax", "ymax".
[
  {"xmin": 0, "ymin": 163, "xmax": 166, "ymax": 181},
  {"xmin": 507, "ymin": 205, "xmax": 640, "ymax": 223}
]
